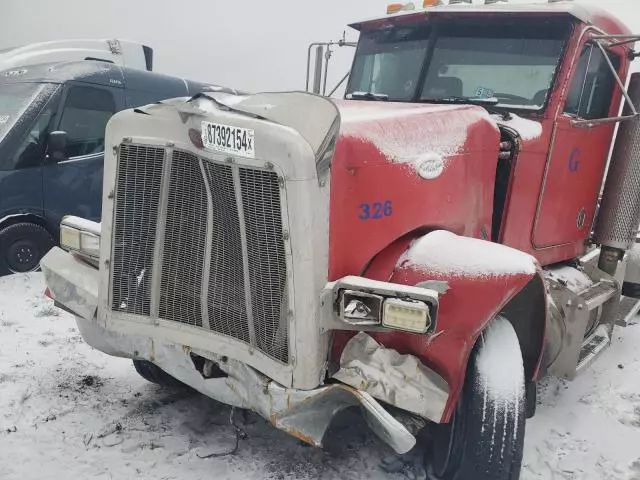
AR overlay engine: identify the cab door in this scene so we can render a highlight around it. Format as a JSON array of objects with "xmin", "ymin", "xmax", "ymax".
[
  {"xmin": 533, "ymin": 39, "xmax": 624, "ymax": 249},
  {"xmin": 41, "ymin": 81, "xmax": 123, "ymax": 226}
]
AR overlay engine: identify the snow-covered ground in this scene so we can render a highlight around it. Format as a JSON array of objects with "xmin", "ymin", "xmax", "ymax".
[{"xmin": 1, "ymin": 273, "xmax": 640, "ymax": 480}]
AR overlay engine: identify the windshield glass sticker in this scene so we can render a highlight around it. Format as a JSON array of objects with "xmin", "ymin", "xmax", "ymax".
[{"xmin": 475, "ymin": 87, "xmax": 495, "ymax": 99}]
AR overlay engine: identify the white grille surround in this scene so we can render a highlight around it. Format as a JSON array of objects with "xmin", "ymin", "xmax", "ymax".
[{"xmin": 97, "ymin": 95, "xmax": 336, "ymax": 389}]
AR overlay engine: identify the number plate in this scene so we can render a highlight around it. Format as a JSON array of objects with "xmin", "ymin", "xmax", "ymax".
[{"xmin": 201, "ymin": 121, "xmax": 255, "ymax": 159}]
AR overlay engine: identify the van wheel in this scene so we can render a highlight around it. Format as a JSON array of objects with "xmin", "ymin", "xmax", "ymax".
[
  {"xmin": 426, "ymin": 316, "xmax": 526, "ymax": 480},
  {"xmin": 133, "ymin": 360, "xmax": 188, "ymax": 389},
  {"xmin": 0, "ymin": 222, "xmax": 55, "ymax": 275}
]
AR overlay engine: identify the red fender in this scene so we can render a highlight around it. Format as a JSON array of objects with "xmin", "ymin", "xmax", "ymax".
[{"xmin": 331, "ymin": 230, "xmax": 547, "ymax": 422}]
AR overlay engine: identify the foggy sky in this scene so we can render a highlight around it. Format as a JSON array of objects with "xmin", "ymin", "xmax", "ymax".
[{"xmin": 1, "ymin": 0, "xmax": 640, "ymax": 94}]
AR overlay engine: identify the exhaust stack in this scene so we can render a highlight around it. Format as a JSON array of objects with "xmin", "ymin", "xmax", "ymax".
[{"xmin": 595, "ymin": 73, "xmax": 640, "ymax": 275}]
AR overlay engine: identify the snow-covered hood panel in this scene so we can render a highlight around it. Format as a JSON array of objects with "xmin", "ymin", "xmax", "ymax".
[{"xmin": 334, "ymin": 100, "xmax": 498, "ymax": 170}]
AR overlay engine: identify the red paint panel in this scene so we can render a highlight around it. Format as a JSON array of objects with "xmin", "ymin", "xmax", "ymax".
[
  {"xmin": 328, "ymin": 102, "xmax": 500, "ymax": 281},
  {"xmin": 533, "ymin": 118, "xmax": 616, "ymax": 248}
]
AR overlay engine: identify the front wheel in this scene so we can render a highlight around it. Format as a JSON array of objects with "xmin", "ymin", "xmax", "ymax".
[
  {"xmin": 0, "ymin": 222, "xmax": 55, "ymax": 275},
  {"xmin": 426, "ymin": 316, "xmax": 526, "ymax": 480}
]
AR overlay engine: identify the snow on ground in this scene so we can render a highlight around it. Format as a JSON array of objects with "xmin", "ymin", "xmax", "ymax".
[{"xmin": 1, "ymin": 273, "xmax": 640, "ymax": 480}]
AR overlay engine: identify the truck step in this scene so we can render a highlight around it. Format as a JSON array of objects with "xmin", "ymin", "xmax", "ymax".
[
  {"xmin": 616, "ymin": 296, "xmax": 640, "ymax": 327},
  {"xmin": 575, "ymin": 325, "xmax": 611, "ymax": 376},
  {"xmin": 580, "ymin": 281, "xmax": 618, "ymax": 311}
]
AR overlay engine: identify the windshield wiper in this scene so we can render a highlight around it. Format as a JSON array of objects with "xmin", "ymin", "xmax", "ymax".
[
  {"xmin": 419, "ymin": 96, "xmax": 512, "ymax": 120},
  {"xmin": 346, "ymin": 91, "xmax": 389, "ymax": 101}
]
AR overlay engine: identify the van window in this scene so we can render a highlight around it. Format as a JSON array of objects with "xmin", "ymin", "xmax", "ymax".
[
  {"xmin": 11, "ymin": 97, "xmax": 59, "ymax": 169},
  {"xmin": 59, "ymin": 85, "xmax": 116, "ymax": 158},
  {"xmin": 564, "ymin": 44, "xmax": 621, "ymax": 120},
  {"xmin": 0, "ymin": 82, "xmax": 59, "ymax": 171}
]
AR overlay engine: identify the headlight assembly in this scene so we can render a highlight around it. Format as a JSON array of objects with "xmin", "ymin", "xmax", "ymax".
[{"xmin": 59, "ymin": 216, "xmax": 101, "ymax": 260}]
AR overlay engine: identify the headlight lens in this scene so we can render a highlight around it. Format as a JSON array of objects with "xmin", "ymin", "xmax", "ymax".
[
  {"xmin": 59, "ymin": 217, "xmax": 101, "ymax": 259},
  {"xmin": 60, "ymin": 226, "xmax": 81, "ymax": 251},
  {"xmin": 382, "ymin": 298, "xmax": 431, "ymax": 333}
]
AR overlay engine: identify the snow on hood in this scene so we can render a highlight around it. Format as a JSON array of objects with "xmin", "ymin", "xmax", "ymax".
[
  {"xmin": 495, "ymin": 113, "xmax": 542, "ymax": 141},
  {"xmin": 398, "ymin": 230, "xmax": 538, "ymax": 278},
  {"xmin": 336, "ymin": 101, "xmax": 494, "ymax": 170}
]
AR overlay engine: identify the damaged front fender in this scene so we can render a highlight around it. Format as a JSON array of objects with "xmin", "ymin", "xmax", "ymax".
[
  {"xmin": 333, "ymin": 332, "xmax": 449, "ymax": 422},
  {"xmin": 389, "ymin": 230, "xmax": 543, "ymax": 421},
  {"xmin": 332, "ymin": 230, "xmax": 544, "ymax": 423}
]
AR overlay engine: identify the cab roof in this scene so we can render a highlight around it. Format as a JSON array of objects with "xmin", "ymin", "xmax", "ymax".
[
  {"xmin": 0, "ymin": 60, "xmax": 239, "ymax": 96},
  {"xmin": 350, "ymin": 2, "xmax": 632, "ymax": 37}
]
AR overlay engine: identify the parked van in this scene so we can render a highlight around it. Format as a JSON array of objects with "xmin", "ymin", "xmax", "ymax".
[{"xmin": 0, "ymin": 60, "xmax": 237, "ymax": 274}]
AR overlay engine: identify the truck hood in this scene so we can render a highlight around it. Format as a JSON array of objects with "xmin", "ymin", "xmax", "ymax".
[
  {"xmin": 333, "ymin": 100, "xmax": 499, "ymax": 172},
  {"xmin": 187, "ymin": 91, "xmax": 541, "ymax": 171}
]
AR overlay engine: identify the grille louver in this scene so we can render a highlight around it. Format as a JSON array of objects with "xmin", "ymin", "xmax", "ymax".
[
  {"xmin": 111, "ymin": 144, "xmax": 164, "ymax": 316},
  {"xmin": 110, "ymin": 144, "xmax": 289, "ymax": 364}
]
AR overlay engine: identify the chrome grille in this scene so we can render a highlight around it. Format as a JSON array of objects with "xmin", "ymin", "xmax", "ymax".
[
  {"xmin": 240, "ymin": 168, "xmax": 288, "ymax": 363},
  {"xmin": 159, "ymin": 150, "xmax": 207, "ymax": 327},
  {"xmin": 110, "ymin": 144, "xmax": 289, "ymax": 364},
  {"xmin": 111, "ymin": 144, "xmax": 164, "ymax": 315},
  {"xmin": 202, "ymin": 162, "xmax": 251, "ymax": 344}
]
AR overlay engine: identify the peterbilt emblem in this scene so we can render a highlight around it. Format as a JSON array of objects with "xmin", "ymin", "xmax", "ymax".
[{"xmin": 416, "ymin": 153, "xmax": 445, "ymax": 180}]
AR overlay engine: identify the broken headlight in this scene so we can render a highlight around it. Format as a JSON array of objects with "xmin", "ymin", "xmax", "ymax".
[
  {"xmin": 331, "ymin": 276, "xmax": 439, "ymax": 335},
  {"xmin": 338, "ymin": 287, "xmax": 433, "ymax": 333}
]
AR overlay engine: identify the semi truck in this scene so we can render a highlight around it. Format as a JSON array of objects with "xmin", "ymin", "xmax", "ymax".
[{"xmin": 39, "ymin": 1, "xmax": 640, "ymax": 479}]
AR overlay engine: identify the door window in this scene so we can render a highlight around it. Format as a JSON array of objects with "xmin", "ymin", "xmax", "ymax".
[
  {"xmin": 564, "ymin": 43, "xmax": 621, "ymax": 120},
  {"xmin": 5, "ymin": 85, "xmax": 60, "ymax": 170},
  {"xmin": 11, "ymin": 101, "xmax": 58, "ymax": 169},
  {"xmin": 59, "ymin": 85, "xmax": 116, "ymax": 158}
]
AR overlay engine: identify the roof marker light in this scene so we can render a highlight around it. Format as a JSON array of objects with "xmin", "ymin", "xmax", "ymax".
[
  {"xmin": 387, "ymin": 2, "xmax": 416, "ymax": 14},
  {"xmin": 423, "ymin": 0, "xmax": 443, "ymax": 6}
]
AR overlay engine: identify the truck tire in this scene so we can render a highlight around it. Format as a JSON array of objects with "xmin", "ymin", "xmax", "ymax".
[
  {"xmin": 0, "ymin": 222, "xmax": 55, "ymax": 275},
  {"xmin": 132, "ymin": 360, "xmax": 188, "ymax": 389},
  {"xmin": 426, "ymin": 316, "xmax": 526, "ymax": 480}
]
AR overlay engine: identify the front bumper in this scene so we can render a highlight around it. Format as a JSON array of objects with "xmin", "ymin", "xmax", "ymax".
[{"xmin": 40, "ymin": 246, "xmax": 449, "ymax": 454}]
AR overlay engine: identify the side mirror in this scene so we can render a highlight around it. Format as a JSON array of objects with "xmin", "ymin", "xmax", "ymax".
[{"xmin": 47, "ymin": 131, "xmax": 68, "ymax": 161}]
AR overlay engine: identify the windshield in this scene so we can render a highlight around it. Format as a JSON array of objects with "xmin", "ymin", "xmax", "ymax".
[
  {"xmin": 347, "ymin": 16, "xmax": 571, "ymax": 109},
  {"xmin": 0, "ymin": 83, "xmax": 51, "ymax": 142}
]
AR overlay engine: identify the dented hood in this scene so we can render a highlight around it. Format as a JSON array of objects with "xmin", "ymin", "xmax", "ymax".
[
  {"xmin": 333, "ymin": 100, "xmax": 499, "ymax": 171},
  {"xmin": 186, "ymin": 91, "xmax": 541, "ymax": 170}
]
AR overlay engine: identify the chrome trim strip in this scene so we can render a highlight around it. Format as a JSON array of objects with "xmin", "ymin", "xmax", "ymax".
[
  {"xmin": 150, "ymin": 146, "xmax": 172, "ymax": 320},
  {"xmin": 232, "ymin": 164, "xmax": 257, "ymax": 348},
  {"xmin": 199, "ymin": 157, "xmax": 214, "ymax": 330}
]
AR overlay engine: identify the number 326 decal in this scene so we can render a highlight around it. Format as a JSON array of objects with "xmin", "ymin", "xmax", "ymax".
[{"xmin": 358, "ymin": 201, "xmax": 393, "ymax": 220}]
